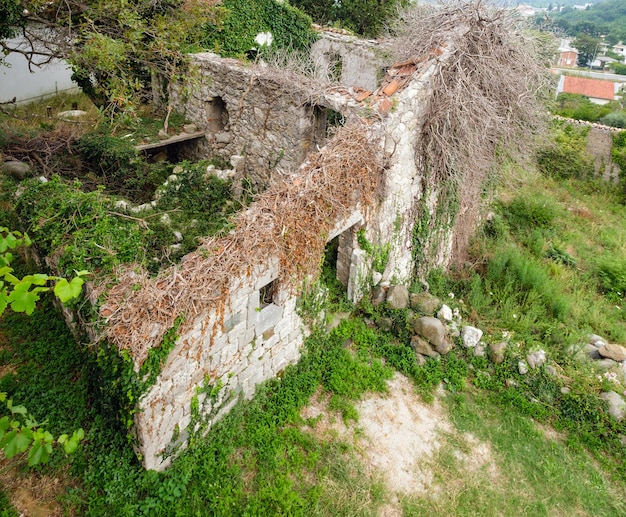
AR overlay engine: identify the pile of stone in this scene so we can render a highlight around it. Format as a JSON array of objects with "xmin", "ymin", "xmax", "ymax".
[{"xmin": 371, "ymin": 284, "xmax": 626, "ymax": 422}]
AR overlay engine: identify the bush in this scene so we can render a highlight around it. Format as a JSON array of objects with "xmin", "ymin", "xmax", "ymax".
[
  {"xmin": 596, "ymin": 257, "xmax": 626, "ymax": 299},
  {"xmin": 553, "ymin": 93, "xmax": 611, "ymax": 122},
  {"xmin": 536, "ymin": 122, "xmax": 594, "ymax": 179},
  {"xmin": 201, "ymin": 0, "xmax": 316, "ymax": 57},
  {"xmin": 502, "ymin": 196, "xmax": 559, "ymax": 230},
  {"xmin": 599, "ymin": 111, "xmax": 626, "ymax": 129},
  {"xmin": 612, "ymin": 62, "xmax": 626, "ymax": 75}
]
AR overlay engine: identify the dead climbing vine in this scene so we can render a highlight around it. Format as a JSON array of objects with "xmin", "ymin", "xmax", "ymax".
[
  {"xmin": 391, "ymin": 0, "xmax": 552, "ymax": 264},
  {"xmin": 98, "ymin": 122, "xmax": 382, "ymax": 366}
]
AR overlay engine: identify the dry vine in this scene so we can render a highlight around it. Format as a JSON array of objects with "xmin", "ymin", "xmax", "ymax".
[
  {"xmin": 99, "ymin": 122, "xmax": 382, "ymax": 365},
  {"xmin": 391, "ymin": 0, "xmax": 551, "ymax": 263}
]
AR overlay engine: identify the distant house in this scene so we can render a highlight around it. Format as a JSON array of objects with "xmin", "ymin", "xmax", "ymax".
[
  {"xmin": 613, "ymin": 42, "xmax": 626, "ymax": 58},
  {"xmin": 557, "ymin": 40, "xmax": 578, "ymax": 67},
  {"xmin": 557, "ymin": 75, "xmax": 617, "ymax": 104}
]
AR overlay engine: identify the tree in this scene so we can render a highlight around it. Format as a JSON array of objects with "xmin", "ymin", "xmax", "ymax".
[
  {"xmin": 572, "ymin": 33, "xmax": 601, "ymax": 66},
  {"xmin": 291, "ymin": 0, "xmax": 410, "ymax": 37},
  {"xmin": 0, "ymin": 0, "xmax": 224, "ymax": 115}
]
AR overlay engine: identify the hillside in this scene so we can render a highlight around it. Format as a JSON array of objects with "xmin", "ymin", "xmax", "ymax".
[{"xmin": 1, "ymin": 120, "xmax": 625, "ymax": 515}]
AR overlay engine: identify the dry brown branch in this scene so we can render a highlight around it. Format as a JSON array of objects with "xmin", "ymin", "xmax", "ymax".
[
  {"xmin": 98, "ymin": 122, "xmax": 383, "ymax": 366},
  {"xmin": 390, "ymin": 0, "xmax": 550, "ymax": 264}
]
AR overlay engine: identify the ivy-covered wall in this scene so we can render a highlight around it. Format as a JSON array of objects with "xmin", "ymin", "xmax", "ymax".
[{"xmin": 201, "ymin": 0, "xmax": 317, "ymax": 57}]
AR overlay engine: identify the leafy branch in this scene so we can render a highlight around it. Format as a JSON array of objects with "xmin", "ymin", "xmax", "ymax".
[
  {"xmin": 0, "ymin": 227, "xmax": 88, "ymax": 316},
  {"xmin": 0, "ymin": 393, "xmax": 84, "ymax": 466},
  {"xmin": 0, "ymin": 227, "xmax": 87, "ymax": 465}
]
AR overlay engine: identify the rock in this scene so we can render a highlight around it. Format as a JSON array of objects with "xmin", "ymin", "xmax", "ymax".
[
  {"xmin": 413, "ymin": 316, "xmax": 446, "ymax": 347},
  {"xmin": 474, "ymin": 342, "xmax": 486, "ymax": 357},
  {"xmin": 595, "ymin": 358, "xmax": 618, "ymax": 371},
  {"xmin": 57, "ymin": 109, "xmax": 87, "ymax": 119},
  {"xmin": 584, "ymin": 344, "xmax": 601, "ymax": 360},
  {"xmin": 489, "ymin": 341, "xmax": 507, "ymax": 364},
  {"xmin": 588, "ymin": 334, "xmax": 607, "ymax": 348},
  {"xmin": 158, "ymin": 129, "xmax": 169, "ymax": 140},
  {"xmin": 518, "ymin": 361, "xmax": 529, "ymax": 375},
  {"xmin": 600, "ymin": 391, "xmax": 626, "ymax": 421},
  {"xmin": 409, "ymin": 292, "xmax": 440, "ymax": 315},
  {"xmin": 434, "ymin": 338, "xmax": 453, "ymax": 355},
  {"xmin": 326, "ymin": 312, "xmax": 351, "ymax": 332},
  {"xmin": 2, "ymin": 160, "xmax": 31, "ymax": 180},
  {"xmin": 371, "ymin": 286, "xmax": 386, "ymax": 307},
  {"xmin": 114, "ymin": 200, "xmax": 129, "ymax": 211},
  {"xmin": 560, "ymin": 387, "xmax": 571, "ymax": 394},
  {"xmin": 410, "ymin": 335, "xmax": 438, "ymax": 357},
  {"xmin": 386, "ymin": 285, "xmax": 409, "ymax": 309},
  {"xmin": 160, "ymin": 213, "xmax": 172, "ymax": 225},
  {"xmin": 527, "ymin": 349, "xmax": 546, "ymax": 369},
  {"xmin": 183, "ymin": 123, "xmax": 198, "ymax": 133},
  {"xmin": 461, "ymin": 326, "xmax": 482, "ymax": 348},
  {"xmin": 415, "ymin": 353, "xmax": 426, "ymax": 366},
  {"xmin": 215, "ymin": 132, "xmax": 231, "ymax": 144},
  {"xmin": 151, "ymin": 151, "xmax": 168, "ymax": 163},
  {"xmin": 545, "ymin": 365, "xmax": 557, "ymax": 376},
  {"xmin": 230, "ymin": 155, "xmax": 245, "ymax": 173},
  {"xmin": 437, "ymin": 304, "xmax": 453, "ymax": 322},
  {"xmin": 173, "ymin": 165, "xmax": 184, "ymax": 174},
  {"xmin": 448, "ymin": 321, "xmax": 461, "ymax": 338},
  {"xmin": 173, "ymin": 231, "xmax": 183, "ymax": 242},
  {"xmin": 598, "ymin": 344, "xmax": 626, "ymax": 362},
  {"xmin": 372, "ymin": 271, "xmax": 382, "ymax": 286}
]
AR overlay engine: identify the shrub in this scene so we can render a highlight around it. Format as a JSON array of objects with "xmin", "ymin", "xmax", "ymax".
[
  {"xmin": 502, "ymin": 196, "xmax": 559, "ymax": 230},
  {"xmin": 596, "ymin": 257, "xmax": 626, "ymax": 299},
  {"xmin": 599, "ymin": 111, "xmax": 626, "ymax": 129},
  {"xmin": 200, "ymin": 0, "xmax": 316, "ymax": 58},
  {"xmin": 536, "ymin": 122, "xmax": 594, "ymax": 179},
  {"xmin": 612, "ymin": 62, "xmax": 626, "ymax": 75}
]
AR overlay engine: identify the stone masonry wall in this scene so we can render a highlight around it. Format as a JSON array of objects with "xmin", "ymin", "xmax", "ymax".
[
  {"xmin": 136, "ymin": 257, "xmax": 304, "ymax": 470},
  {"xmin": 173, "ymin": 52, "xmax": 364, "ymax": 188}
]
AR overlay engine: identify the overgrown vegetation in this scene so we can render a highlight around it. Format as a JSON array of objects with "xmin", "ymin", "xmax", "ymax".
[{"xmin": 552, "ymin": 93, "xmax": 626, "ymax": 129}]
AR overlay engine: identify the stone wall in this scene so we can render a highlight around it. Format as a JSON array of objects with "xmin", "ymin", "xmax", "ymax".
[
  {"xmin": 173, "ymin": 52, "xmax": 363, "ymax": 188},
  {"xmin": 133, "ymin": 41, "xmax": 464, "ymax": 470},
  {"xmin": 310, "ymin": 32, "xmax": 383, "ymax": 91}
]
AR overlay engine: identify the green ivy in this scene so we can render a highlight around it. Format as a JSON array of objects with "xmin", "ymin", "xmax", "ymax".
[{"xmin": 200, "ymin": 0, "xmax": 317, "ymax": 58}]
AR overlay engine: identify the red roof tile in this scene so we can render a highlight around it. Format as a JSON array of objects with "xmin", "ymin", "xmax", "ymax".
[{"xmin": 562, "ymin": 76, "xmax": 615, "ymax": 101}]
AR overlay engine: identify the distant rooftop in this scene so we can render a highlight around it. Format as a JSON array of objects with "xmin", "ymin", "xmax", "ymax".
[{"xmin": 561, "ymin": 76, "xmax": 616, "ymax": 101}]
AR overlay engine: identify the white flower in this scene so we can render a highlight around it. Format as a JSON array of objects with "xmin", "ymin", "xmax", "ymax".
[{"xmin": 255, "ymin": 32, "xmax": 273, "ymax": 47}]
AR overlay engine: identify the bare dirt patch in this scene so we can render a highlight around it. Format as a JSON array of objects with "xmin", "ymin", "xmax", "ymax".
[
  {"xmin": 300, "ymin": 374, "xmax": 502, "ymax": 516},
  {"xmin": 0, "ymin": 455, "xmax": 79, "ymax": 517}
]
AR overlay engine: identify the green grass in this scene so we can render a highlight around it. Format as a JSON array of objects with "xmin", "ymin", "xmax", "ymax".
[{"xmin": 402, "ymin": 391, "xmax": 626, "ymax": 516}]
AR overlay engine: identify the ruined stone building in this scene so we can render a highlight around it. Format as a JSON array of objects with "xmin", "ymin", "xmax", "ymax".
[{"xmin": 93, "ymin": 24, "xmax": 523, "ymax": 470}]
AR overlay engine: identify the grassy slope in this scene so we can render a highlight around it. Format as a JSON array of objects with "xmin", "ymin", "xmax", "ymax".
[{"xmin": 2, "ymin": 137, "xmax": 626, "ymax": 515}]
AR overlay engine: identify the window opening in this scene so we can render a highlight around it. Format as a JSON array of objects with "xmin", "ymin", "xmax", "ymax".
[
  {"xmin": 205, "ymin": 96, "xmax": 229, "ymax": 133},
  {"xmin": 260, "ymin": 279, "xmax": 278, "ymax": 308}
]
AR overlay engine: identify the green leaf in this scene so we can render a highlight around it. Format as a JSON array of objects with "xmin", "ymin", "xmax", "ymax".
[
  {"xmin": 3, "ymin": 430, "xmax": 32, "ymax": 458},
  {"xmin": 58, "ymin": 434, "xmax": 68, "ymax": 444},
  {"xmin": 27, "ymin": 438, "xmax": 52, "ymax": 466},
  {"xmin": 23, "ymin": 233, "xmax": 31, "ymax": 246},
  {"xmin": 0, "ymin": 289, "xmax": 7, "ymax": 316},
  {"xmin": 23, "ymin": 274, "xmax": 49, "ymax": 286},
  {"xmin": 7, "ymin": 282, "xmax": 39, "ymax": 315},
  {"xmin": 54, "ymin": 276, "xmax": 85, "ymax": 303},
  {"xmin": 10, "ymin": 404, "xmax": 27, "ymax": 415},
  {"xmin": 0, "ymin": 266, "xmax": 13, "ymax": 277}
]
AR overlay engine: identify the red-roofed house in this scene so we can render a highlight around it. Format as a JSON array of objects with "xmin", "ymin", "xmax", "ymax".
[{"xmin": 557, "ymin": 75, "xmax": 617, "ymax": 104}]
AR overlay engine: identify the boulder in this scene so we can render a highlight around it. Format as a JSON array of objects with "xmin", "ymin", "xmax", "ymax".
[
  {"xmin": 473, "ymin": 342, "xmax": 486, "ymax": 357},
  {"xmin": 598, "ymin": 344, "xmax": 626, "ymax": 362},
  {"xmin": 434, "ymin": 338, "xmax": 453, "ymax": 355},
  {"xmin": 600, "ymin": 391, "xmax": 626, "ymax": 421},
  {"xmin": 527, "ymin": 349, "xmax": 546, "ymax": 369},
  {"xmin": 410, "ymin": 292, "xmax": 440, "ymax": 315},
  {"xmin": 595, "ymin": 358, "xmax": 618, "ymax": 371},
  {"xmin": 2, "ymin": 160, "xmax": 31, "ymax": 180},
  {"xmin": 584, "ymin": 344, "xmax": 601, "ymax": 360},
  {"xmin": 489, "ymin": 341, "xmax": 507, "ymax": 364},
  {"xmin": 410, "ymin": 335, "xmax": 438, "ymax": 357},
  {"xmin": 413, "ymin": 316, "xmax": 446, "ymax": 347},
  {"xmin": 386, "ymin": 285, "xmax": 409, "ymax": 309},
  {"xmin": 437, "ymin": 304, "xmax": 453, "ymax": 322},
  {"xmin": 518, "ymin": 361, "xmax": 529, "ymax": 375},
  {"xmin": 371, "ymin": 286, "xmax": 386, "ymax": 307},
  {"xmin": 372, "ymin": 271, "xmax": 383, "ymax": 286},
  {"xmin": 461, "ymin": 326, "xmax": 482, "ymax": 348},
  {"xmin": 588, "ymin": 334, "xmax": 607, "ymax": 348}
]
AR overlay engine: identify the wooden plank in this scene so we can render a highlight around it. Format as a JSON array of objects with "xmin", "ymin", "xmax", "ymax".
[{"xmin": 135, "ymin": 131, "xmax": 206, "ymax": 151}]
